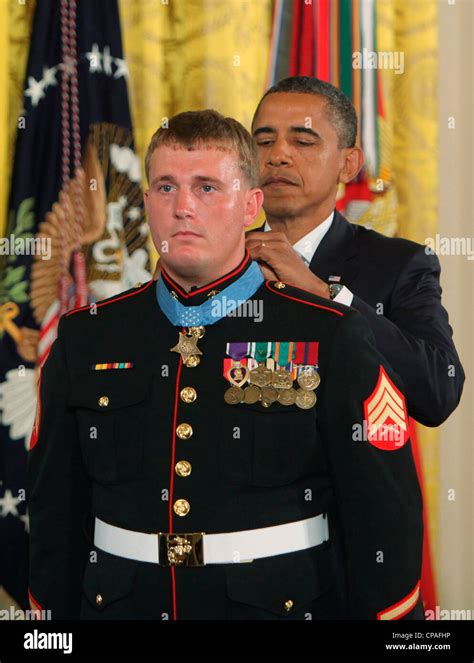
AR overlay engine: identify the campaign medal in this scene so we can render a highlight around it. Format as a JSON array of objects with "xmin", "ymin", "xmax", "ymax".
[
  {"xmin": 248, "ymin": 342, "xmax": 272, "ymax": 387},
  {"xmin": 292, "ymin": 342, "xmax": 320, "ymax": 408},
  {"xmin": 297, "ymin": 366, "xmax": 321, "ymax": 391},
  {"xmin": 249, "ymin": 364, "xmax": 272, "ymax": 387},
  {"xmin": 294, "ymin": 341, "xmax": 321, "ymax": 391},
  {"xmin": 241, "ymin": 346, "xmax": 262, "ymax": 403},
  {"xmin": 270, "ymin": 341, "xmax": 297, "ymax": 406},
  {"xmin": 271, "ymin": 342, "xmax": 295, "ymax": 389},
  {"xmin": 295, "ymin": 388, "xmax": 317, "ymax": 409},
  {"xmin": 223, "ymin": 340, "xmax": 320, "ymax": 409},
  {"xmin": 224, "ymin": 386, "xmax": 244, "ymax": 405},
  {"xmin": 244, "ymin": 357, "xmax": 261, "ymax": 404},
  {"xmin": 272, "ymin": 368, "xmax": 293, "ymax": 389},
  {"xmin": 261, "ymin": 385, "xmax": 279, "ymax": 407},
  {"xmin": 278, "ymin": 388, "xmax": 297, "ymax": 406},
  {"xmin": 243, "ymin": 384, "xmax": 261, "ymax": 404}
]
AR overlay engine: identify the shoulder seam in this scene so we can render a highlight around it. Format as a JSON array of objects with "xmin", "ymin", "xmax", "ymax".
[
  {"xmin": 265, "ymin": 281, "xmax": 344, "ymax": 317},
  {"xmin": 65, "ymin": 280, "xmax": 154, "ymax": 317}
]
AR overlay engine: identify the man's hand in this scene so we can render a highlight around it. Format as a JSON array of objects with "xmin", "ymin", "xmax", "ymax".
[{"xmin": 245, "ymin": 231, "xmax": 330, "ymax": 299}]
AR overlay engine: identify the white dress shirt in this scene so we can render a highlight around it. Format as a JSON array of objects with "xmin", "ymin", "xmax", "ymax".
[{"xmin": 263, "ymin": 212, "xmax": 353, "ymax": 306}]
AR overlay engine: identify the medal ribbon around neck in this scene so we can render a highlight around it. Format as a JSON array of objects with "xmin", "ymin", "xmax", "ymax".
[{"xmin": 156, "ymin": 261, "xmax": 264, "ymax": 327}]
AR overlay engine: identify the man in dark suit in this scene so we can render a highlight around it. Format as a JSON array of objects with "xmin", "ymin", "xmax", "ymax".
[
  {"xmin": 247, "ymin": 76, "xmax": 464, "ymax": 427},
  {"xmin": 28, "ymin": 109, "xmax": 424, "ymax": 621}
]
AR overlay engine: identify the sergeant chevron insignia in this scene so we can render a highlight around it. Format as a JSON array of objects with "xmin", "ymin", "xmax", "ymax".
[{"xmin": 364, "ymin": 365, "xmax": 409, "ymax": 450}]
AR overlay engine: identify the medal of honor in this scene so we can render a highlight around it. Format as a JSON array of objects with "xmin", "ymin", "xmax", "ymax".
[
  {"xmin": 184, "ymin": 355, "xmax": 200, "ymax": 367},
  {"xmin": 187, "ymin": 326, "xmax": 205, "ymax": 339},
  {"xmin": 170, "ymin": 330, "xmax": 203, "ymax": 364}
]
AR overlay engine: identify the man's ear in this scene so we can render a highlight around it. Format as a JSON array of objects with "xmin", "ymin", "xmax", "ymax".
[
  {"xmin": 243, "ymin": 187, "xmax": 264, "ymax": 228},
  {"xmin": 338, "ymin": 147, "xmax": 365, "ymax": 185}
]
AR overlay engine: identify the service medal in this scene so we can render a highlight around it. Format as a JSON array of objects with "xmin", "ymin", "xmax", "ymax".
[
  {"xmin": 261, "ymin": 385, "xmax": 278, "ymax": 406},
  {"xmin": 272, "ymin": 367, "xmax": 294, "ymax": 389},
  {"xmin": 297, "ymin": 366, "xmax": 321, "ymax": 391},
  {"xmin": 249, "ymin": 363, "xmax": 272, "ymax": 387},
  {"xmin": 278, "ymin": 388, "xmax": 297, "ymax": 406},
  {"xmin": 243, "ymin": 384, "xmax": 261, "ymax": 404},
  {"xmin": 224, "ymin": 386, "xmax": 244, "ymax": 405},
  {"xmin": 295, "ymin": 388, "xmax": 317, "ymax": 409}
]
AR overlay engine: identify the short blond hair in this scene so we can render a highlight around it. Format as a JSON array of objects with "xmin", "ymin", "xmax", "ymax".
[{"xmin": 144, "ymin": 109, "xmax": 259, "ymax": 187}]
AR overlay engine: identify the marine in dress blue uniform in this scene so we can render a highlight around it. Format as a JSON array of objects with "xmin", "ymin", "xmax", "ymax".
[
  {"xmin": 28, "ymin": 249, "xmax": 423, "ymax": 620},
  {"xmin": 28, "ymin": 108, "xmax": 424, "ymax": 621}
]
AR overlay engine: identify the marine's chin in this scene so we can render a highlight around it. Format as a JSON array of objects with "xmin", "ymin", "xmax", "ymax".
[{"xmin": 162, "ymin": 249, "xmax": 208, "ymax": 280}]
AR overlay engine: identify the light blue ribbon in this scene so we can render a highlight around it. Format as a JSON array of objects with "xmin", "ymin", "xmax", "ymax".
[{"xmin": 156, "ymin": 261, "xmax": 264, "ymax": 327}]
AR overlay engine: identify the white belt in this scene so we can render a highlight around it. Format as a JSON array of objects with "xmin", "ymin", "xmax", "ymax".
[{"xmin": 94, "ymin": 514, "xmax": 329, "ymax": 566}]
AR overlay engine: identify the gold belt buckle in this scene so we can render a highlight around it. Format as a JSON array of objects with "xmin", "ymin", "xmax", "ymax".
[{"xmin": 158, "ymin": 532, "xmax": 205, "ymax": 567}]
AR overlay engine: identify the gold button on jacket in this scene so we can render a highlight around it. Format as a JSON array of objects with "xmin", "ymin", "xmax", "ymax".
[
  {"xmin": 180, "ymin": 387, "xmax": 197, "ymax": 403},
  {"xmin": 173, "ymin": 499, "xmax": 191, "ymax": 516},
  {"xmin": 176, "ymin": 423, "xmax": 193, "ymax": 439},
  {"xmin": 175, "ymin": 460, "xmax": 192, "ymax": 477}
]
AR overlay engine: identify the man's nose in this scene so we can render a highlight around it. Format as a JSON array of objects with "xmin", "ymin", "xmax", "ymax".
[
  {"xmin": 174, "ymin": 188, "xmax": 196, "ymax": 219},
  {"xmin": 266, "ymin": 139, "xmax": 292, "ymax": 167}
]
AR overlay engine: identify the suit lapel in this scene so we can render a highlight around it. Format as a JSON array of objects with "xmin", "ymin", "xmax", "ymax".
[
  {"xmin": 248, "ymin": 211, "xmax": 361, "ymax": 287},
  {"xmin": 308, "ymin": 210, "xmax": 360, "ymax": 286}
]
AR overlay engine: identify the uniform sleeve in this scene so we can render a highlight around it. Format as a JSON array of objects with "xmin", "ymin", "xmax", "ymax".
[
  {"xmin": 317, "ymin": 309, "xmax": 423, "ymax": 620},
  {"xmin": 27, "ymin": 315, "xmax": 92, "ymax": 619},
  {"xmin": 351, "ymin": 247, "xmax": 464, "ymax": 426}
]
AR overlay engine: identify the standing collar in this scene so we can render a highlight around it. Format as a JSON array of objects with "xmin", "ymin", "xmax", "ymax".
[
  {"xmin": 156, "ymin": 256, "xmax": 264, "ymax": 327},
  {"xmin": 160, "ymin": 249, "xmax": 253, "ymax": 306}
]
